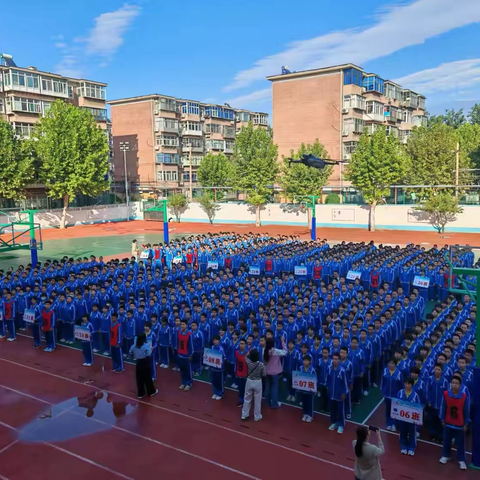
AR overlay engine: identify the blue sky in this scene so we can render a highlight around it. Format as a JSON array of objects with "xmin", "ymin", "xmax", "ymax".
[{"xmin": 1, "ymin": 0, "xmax": 480, "ymax": 117}]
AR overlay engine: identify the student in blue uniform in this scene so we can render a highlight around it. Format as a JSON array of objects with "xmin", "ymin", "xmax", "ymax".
[
  {"xmin": 177, "ymin": 319, "xmax": 194, "ymax": 391},
  {"xmin": 101, "ymin": 306, "xmax": 112, "ymax": 355},
  {"xmin": 208, "ymin": 335, "xmax": 226, "ymax": 400},
  {"xmin": 123, "ymin": 310, "xmax": 136, "ymax": 358},
  {"xmin": 426, "ymin": 363, "xmax": 448, "ymax": 442},
  {"xmin": 110, "ymin": 313, "xmax": 124, "ymax": 372},
  {"xmin": 298, "ymin": 354, "xmax": 317, "ymax": 423},
  {"xmin": 381, "ymin": 358, "xmax": 403, "ymax": 432},
  {"xmin": 190, "ymin": 321, "xmax": 204, "ymax": 377},
  {"xmin": 3, "ymin": 292, "xmax": 16, "ymax": 342},
  {"xmin": 29, "ymin": 297, "xmax": 43, "ymax": 348},
  {"xmin": 158, "ymin": 317, "xmax": 171, "ymax": 368},
  {"xmin": 284, "ymin": 340, "xmax": 300, "ymax": 402},
  {"xmin": 397, "ymin": 377, "xmax": 421, "ymax": 456},
  {"xmin": 41, "ymin": 300, "xmax": 56, "ymax": 352},
  {"xmin": 79, "ymin": 314, "xmax": 94, "ymax": 366},
  {"xmin": 318, "ymin": 347, "xmax": 332, "ymax": 412},
  {"xmin": 327, "ymin": 353, "xmax": 349, "ymax": 434}
]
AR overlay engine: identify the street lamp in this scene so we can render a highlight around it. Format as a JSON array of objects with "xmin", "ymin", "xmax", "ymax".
[{"xmin": 119, "ymin": 141, "xmax": 130, "ymax": 221}]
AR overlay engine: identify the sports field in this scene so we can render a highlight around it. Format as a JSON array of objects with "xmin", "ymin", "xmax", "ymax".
[{"xmin": 1, "ymin": 220, "xmax": 479, "ymax": 480}]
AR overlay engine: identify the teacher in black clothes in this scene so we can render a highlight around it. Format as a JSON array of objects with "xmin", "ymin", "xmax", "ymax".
[{"xmin": 129, "ymin": 333, "xmax": 158, "ymax": 399}]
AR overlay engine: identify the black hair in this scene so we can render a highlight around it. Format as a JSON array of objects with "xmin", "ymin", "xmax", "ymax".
[
  {"xmin": 249, "ymin": 349, "xmax": 260, "ymax": 363},
  {"xmin": 135, "ymin": 332, "xmax": 147, "ymax": 348},
  {"xmin": 355, "ymin": 426, "xmax": 369, "ymax": 458}
]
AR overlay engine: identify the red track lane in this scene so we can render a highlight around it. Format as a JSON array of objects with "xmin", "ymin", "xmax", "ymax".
[{"xmin": 0, "ymin": 336, "xmax": 478, "ymax": 480}]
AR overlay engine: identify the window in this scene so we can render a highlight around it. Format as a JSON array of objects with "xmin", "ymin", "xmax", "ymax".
[
  {"xmin": 157, "ymin": 170, "xmax": 178, "ymax": 182},
  {"xmin": 42, "ymin": 101, "xmax": 51, "ymax": 115},
  {"xmin": 363, "ymin": 76, "xmax": 385, "ymax": 94},
  {"xmin": 343, "ymin": 141, "xmax": 358, "ymax": 155},
  {"xmin": 155, "ymin": 118, "xmax": 178, "ymax": 130},
  {"xmin": 14, "ymin": 123, "xmax": 35, "ymax": 137},
  {"xmin": 182, "ymin": 155, "xmax": 203, "ymax": 166},
  {"xmin": 183, "ymin": 137, "xmax": 203, "ymax": 148},
  {"xmin": 77, "ymin": 83, "xmax": 106, "ymax": 100},
  {"xmin": 68, "ymin": 86, "xmax": 74, "ymax": 98},
  {"xmin": 236, "ymin": 111, "xmax": 250, "ymax": 122},
  {"xmin": 413, "ymin": 115, "xmax": 427, "ymax": 127},
  {"xmin": 225, "ymin": 140, "xmax": 235, "ymax": 151},
  {"xmin": 204, "ymin": 106, "xmax": 235, "ymax": 119},
  {"xmin": 385, "ymin": 83, "xmax": 401, "ymax": 101},
  {"xmin": 366, "ymin": 101, "xmax": 384, "ymax": 119},
  {"xmin": 402, "ymin": 91, "xmax": 418, "ymax": 108},
  {"xmin": 343, "ymin": 68, "xmax": 363, "ymax": 87},
  {"xmin": 156, "ymin": 135, "xmax": 179, "ymax": 147},
  {"xmin": 418, "ymin": 97, "xmax": 426, "ymax": 110},
  {"xmin": 83, "ymin": 107, "xmax": 108, "ymax": 120},
  {"xmin": 156, "ymin": 153, "xmax": 179, "ymax": 164},
  {"xmin": 399, "ymin": 130, "xmax": 411, "ymax": 143},
  {"xmin": 41, "ymin": 77, "xmax": 68, "ymax": 95},
  {"xmin": 253, "ymin": 113, "xmax": 268, "ymax": 125},
  {"xmin": 159, "ymin": 98, "xmax": 177, "ymax": 112},
  {"xmin": 12, "ymin": 97, "xmax": 42, "ymax": 113},
  {"xmin": 343, "ymin": 117, "xmax": 365, "ymax": 134},
  {"xmin": 183, "ymin": 172, "xmax": 198, "ymax": 182},
  {"xmin": 11, "ymin": 70, "xmax": 39, "ymax": 90},
  {"xmin": 366, "ymin": 124, "xmax": 380, "ymax": 135},
  {"xmin": 402, "ymin": 110, "xmax": 413, "ymax": 123},
  {"xmin": 385, "ymin": 125, "xmax": 398, "ymax": 137},
  {"xmin": 0, "ymin": 98, "xmax": 3, "ymax": 113},
  {"xmin": 224, "ymin": 126, "xmax": 236, "ymax": 137},
  {"xmin": 182, "ymin": 121, "xmax": 202, "ymax": 132},
  {"xmin": 205, "ymin": 123, "xmax": 222, "ymax": 134},
  {"xmin": 384, "ymin": 105, "xmax": 399, "ymax": 121},
  {"xmin": 206, "ymin": 139, "xmax": 225, "ymax": 150},
  {"xmin": 182, "ymin": 102, "xmax": 200, "ymax": 115},
  {"xmin": 343, "ymin": 94, "xmax": 365, "ymax": 110}
]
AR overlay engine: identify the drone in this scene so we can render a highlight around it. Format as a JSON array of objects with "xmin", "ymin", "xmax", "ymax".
[{"xmin": 288, "ymin": 153, "xmax": 345, "ymax": 169}]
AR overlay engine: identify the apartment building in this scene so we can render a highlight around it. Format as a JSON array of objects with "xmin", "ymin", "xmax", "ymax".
[
  {"xmin": 0, "ymin": 53, "xmax": 110, "ymax": 204},
  {"xmin": 267, "ymin": 64, "xmax": 426, "ymax": 185},
  {"xmin": 108, "ymin": 94, "xmax": 268, "ymax": 196}
]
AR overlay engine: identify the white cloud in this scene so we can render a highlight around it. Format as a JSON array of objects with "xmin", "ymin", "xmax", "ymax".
[
  {"xmin": 224, "ymin": 0, "xmax": 480, "ymax": 92},
  {"xmin": 83, "ymin": 4, "xmax": 141, "ymax": 58},
  {"xmin": 394, "ymin": 59, "xmax": 480, "ymax": 95},
  {"xmin": 226, "ymin": 88, "xmax": 271, "ymax": 108},
  {"xmin": 54, "ymin": 42, "xmax": 67, "ymax": 49}
]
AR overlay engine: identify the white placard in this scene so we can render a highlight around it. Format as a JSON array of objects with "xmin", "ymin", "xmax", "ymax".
[
  {"xmin": 249, "ymin": 266, "xmax": 260, "ymax": 275},
  {"xmin": 173, "ymin": 256, "xmax": 183, "ymax": 264},
  {"xmin": 23, "ymin": 309, "xmax": 35, "ymax": 324},
  {"xmin": 294, "ymin": 266, "xmax": 307, "ymax": 276},
  {"xmin": 207, "ymin": 261, "xmax": 219, "ymax": 270},
  {"xmin": 413, "ymin": 276, "xmax": 430, "ymax": 288},
  {"xmin": 347, "ymin": 270, "xmax": 362, "ymax": 281},
  {"xmin": 203, "ymin": 348, "xmax": 223, "ymax": 368},
  {"xmin": 292, "ymin": 371, "xmax": 317, "ymax": 393},
  {"xmin": 391, "ymin": 398, "xmax": 424, "ymax": 425},
  {"xmin": 74, "ymin": 326, "xmax": 92, "ymax": 341},
  {"xmin": 140, "ymin": 251, "xmax": 149, "ymax": 259}
]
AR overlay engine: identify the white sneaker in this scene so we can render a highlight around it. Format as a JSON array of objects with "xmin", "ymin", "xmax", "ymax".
[
  {"xmin": 7, "ymin": 337, "xmax": 16, "ymax": 342},
  {"xmin": 44, "ymin": 348, "xmax": 51, "ymax": 352},
  {"xmin": 459, "ymin": 461, "xmax": 467, "ymax": 470},
  {"xmin": 212, "ymin": 394, "xmax": 217, "ymax": 399},
  {"xmin": 401, "ymin": 449, "xmax": 408, "ymax": 455},
  {"xmin": 254, "ymin": 415, "xmax": 263, "ymax": 421},
  {"xmin": 347, "ymin": 414, "xmax": 351, "ymax": 419},
  {"xmin": 302, "ymin": 415, "xmax": 307, "ymax": 422},
  {"xmin": 391, "ymin": 425, "xmax": 397, "ymax": 432},
  {"xmin": 416, "ymin": 432, "xmax": 420, "ymax": 438},
  {"xmin": 337, "ymin": 427, "xmax": 344, "ymax": 434},
  {"xmin": 363, "ymin": 390, "xmax": 369, "ymax": 396},
  {"xmin": 439, "ymin": 457, "xmax": 450, "ymax": 464},
  {"xmin": 160, "ymin": 364, "xmax": 165, "ymax": 368},
  {"xmin": 184, "ymin": 385, "xmax": 191, "ymax": 391},
  {"xmin": 387, "ymin": 425, "xmax": 392, "ymax": 431},
  {"xmin": 86, "ymin": 363, "xmax": 92, "ymax": 367},
  {"xmin": 179, "ymin": 385, "xmax": 185, "ymax": 390},
  {"xmin": 231, "ymin": 383, "xmax": 238, "ymax": 389},
  {"xmin": 305, "ymin": 416, "xmax": 313, "ymax": 423},
  {"xmin": 408, "ymin": 450, "xmax": 415, "ymax": 456},
  {"xmin": 215, "ymin": 395, "xmax": 222, "ymax": 400},
  {"xmin": 0, "ymin": 335, "xmax": 5, "ymax": 338},
  {"xmin": 60, "ymin": 338, "xmax": 66, "ymax": 342},
  {"xmin": 328, "ymin": 424, "xmax": 337, "ymax": 431},
  {"xmin": 83, "ymin": 363, "xmax": 87, "ymax": 366}
]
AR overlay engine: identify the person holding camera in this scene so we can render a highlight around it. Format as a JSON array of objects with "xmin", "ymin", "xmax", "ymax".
[{"xmin": 352, "ymin": 425, "xmax": 384, "ymax": 480}]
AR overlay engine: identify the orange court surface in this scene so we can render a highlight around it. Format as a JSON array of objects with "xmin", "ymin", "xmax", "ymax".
[{"xmin": 1, "ymin": 220, "xmax": 480, "ymax": 480}]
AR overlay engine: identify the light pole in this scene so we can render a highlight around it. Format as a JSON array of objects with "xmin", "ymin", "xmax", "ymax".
[{"xmin": 119, "ymin": 141, "xmax": 130, "ymax": 221}]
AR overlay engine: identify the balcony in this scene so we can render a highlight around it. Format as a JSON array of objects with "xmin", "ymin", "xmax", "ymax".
[
  {"xmin": 181, "ymin": 127, "xmax": 203, "ymax": 137},
  {"xmin": 364, "ymin": 112, "xmax": 384, "ymax": 122},
  {"xmin": 182, "ymin": 144, "xmax": 204, "ymax": 153},
  {"xmin": 156, "ymin": 122, "xmax": 178, "ymax": 134}
]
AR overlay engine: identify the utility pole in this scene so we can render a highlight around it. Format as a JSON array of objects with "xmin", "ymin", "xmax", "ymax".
[
  {"xmin": 455, "ymin": 142, "xmax": 460, "ymax": 199},
  {"xmin": 119, "ymin": 141, "xmax": 130, "ymax": 221}
]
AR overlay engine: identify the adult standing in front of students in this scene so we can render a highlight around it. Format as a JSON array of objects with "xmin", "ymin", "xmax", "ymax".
[
  {"xmin": 353, "ymin": 426, "xmax": 384, "ymax": 480},
  {"xmin": 241, "ymin": 349, "xmax": 266, "ymax": 421},
  {"xmin": 264, "ymin": 337, "xmax": 287, "ymax": 409},
  {"xmin": 129, "ymin": 333, "xmax": 158, "ymax": 399},
  {"xmin": 131, "ymin": 239, "xmax": 139, "ymax": 261}
]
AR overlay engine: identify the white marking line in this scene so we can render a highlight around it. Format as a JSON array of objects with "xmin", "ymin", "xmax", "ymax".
[
  {"xmin": 0, "ymin": 384, "xmax": 260, "ymax": 480},
  {"xmin": 0, "ymin": 417, "xmax": 132, "ymax": 480},
  {"xmin": 0, "ymin": 473, "xmax": 10, "ymax": 480},
  {"xmin": 0, "ymin": 441, "xmax": 17, "ymax": 456},
  {"xmin": 362, "ymin": 398, "xmax": 384, "ymax": 425},
  {"xmin": 0, "ymin": 360, "xmax": 357, "ymax": 477}
]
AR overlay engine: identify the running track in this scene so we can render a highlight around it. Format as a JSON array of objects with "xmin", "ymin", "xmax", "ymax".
[{"xmin": 0, "ymin": 337, "xmax": 478, "ymax": 480}]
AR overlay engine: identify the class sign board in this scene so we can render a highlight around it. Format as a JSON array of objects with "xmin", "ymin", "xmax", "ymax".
[
  {"xmin": 203, "ymin": 348, "xmax": 223, "ymax": 368},
  {"xmin": 207, "ymin": 261, "xmax": 219, "ymax": 270},
  {"xmin": 294, "ymin": 266, "xmax": 308, "ymax": 276},
  {"xmin": 140, "ymin": 251, "xmax": 149, "ymax": 259},
  {"xmin": 347, "ymin": 270, "xmax": 362, "ymax": 281},
  {"xmin": 249, "ymin": 266, "xmax": 260, "ymax": 275},
  {"xmin": 390, "ymin": 398, "xmax": 424, "ymax": 425},
  {"xmin": 74, "ymin": 326, "xmax": 91, "ymax": 342},
  {"xmin": 23, "ymin": 309, "xmax": 35, "ymax": 324},
  {"xmin": 413, "ymin": 276, "xmax": 430, "ymax": 288},
  {"xmin": 292, "ymin": 371, "xmax": 317, "ymax": 393}
]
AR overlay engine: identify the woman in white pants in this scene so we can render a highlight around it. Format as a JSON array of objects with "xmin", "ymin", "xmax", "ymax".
[{"xmin": 241, "ymin": 349, "xmax": 266, "ymax": 421}]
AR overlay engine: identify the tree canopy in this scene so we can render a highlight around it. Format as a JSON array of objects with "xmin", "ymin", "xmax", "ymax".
[
  {"xmin": 415, "ymin": 192, "xmax": 463, "ymax": 234},
  {"xmin": 197, "ymin": 152, "xmax": 232, "ymax": 197}
]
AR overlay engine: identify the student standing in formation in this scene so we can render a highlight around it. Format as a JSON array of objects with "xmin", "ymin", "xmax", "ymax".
[
  {"xmin": 42, "ymin": 300, "xmax": 56, "ymax": 352},
  {"xmin": 426, "ymin": 363, "xmax": 448, "ymax": 442},
  {"xmin": 235, "ymin": 338, "xmax": 249, "ymax": 407},
  {"xmin": 327, "ymin": 353, "xmax": 349, "ymax": 434},
  {"xmin": 80, "ymin": 314, "xmax": 94, "ymax": 366},
  {"xmin": 381, "ymin": 359, "xmax": 403, "ymax": 432},
  {"xmin": 298, "ymin": 354, "xmax": 317, "ymax": 423},
  {"xmin": 439, "ymin": 375, "xmax": 470, "ymax": 470},
  {"xmin": 209, "ymin": 335, "xmax": 226, "ymax": 400},
  {"xmin": 158, "ymin": 317, "xmax": 171, "ymax": 368},
  {"xmin": 30, "ymin": 297, "xmax": 43, "ymax": 348},
  {"xmin": 177, "ymin": 319, "xmax": 194, "ymax": 391},
  {"xmin": 397, "ymin": 377, "xmax": 420, "ymax": 456},
  {"xmin": 110, "ymin": 313, "xmax": 124, "ymax": 372},
  {"xmin": 3, "ymin": 292, "xmax": 16, "ymax": 342}
]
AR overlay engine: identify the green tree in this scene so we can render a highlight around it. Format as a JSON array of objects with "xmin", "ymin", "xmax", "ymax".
[
  {"xmin": 197, "ymin": 192, "xmax": 220, "ymax": 224},
  {"xmin": 467, "ymin": 103, "xmax": 480, "ymax": 125},
  {"xmin": 346, "ymin": 127, "xmax": 409, "ymax": 232},
  {"xmin": 0, "ymin": 119, "xmax": 35, "ymax": 200},
  {"xmin": 405, "ymin": 124, "xmax": 471, "ymax": 198},
  {"xmin": 197, "ymin": 152, "xmax": 232, "ymax": 200},
  {"xmin": 427, "ymin": 109, "xmax": 465, "ymax": 129},
  {"xmin": 415, "ymin": 192, "xmax": 463, "ymax": 234},
  {"xmin": 231, "ymin": 122, "xmax": 278, "ymax": 226},
  {"xmin": 278, "ymin": 139, "xmax": 332, "ymax": 200},
  {"xmin": 32, "ymin": 100, "xmax": 109, "ymax": 228},
  {"xmin": 457, "ymin": 122, "xmax": 480, "ymax": 170},
  {"xmin": 168, "ymin": 193, "xmax": 188, "ymax": 222}
]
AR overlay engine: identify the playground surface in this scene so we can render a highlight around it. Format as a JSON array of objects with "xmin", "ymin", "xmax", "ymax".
[{"xmin": 1, "ymin": 219, "xmax": 480, "ymax": 479}]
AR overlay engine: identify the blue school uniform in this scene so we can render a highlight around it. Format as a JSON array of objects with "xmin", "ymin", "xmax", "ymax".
[
  {"xmin": 298, "ymin": 365, "xmax": 317, "ymax": 419},
  {"xmin": 326, "ymin": 364, "xmax": 348, "ymax": 428},
  {"xmin": 191, "ymin": 330, "xmax": 205, "ymax": 374},
  {"xmin": 158, "ymin": 323, "xmax": 172, "ymax": 366},
  {"xmin": 209, "ymin": 344, "xmax": 226, "ymax": 397},
  {"xmin": 79, "ymin": 321, "xmax": 95, "ymax": 365},
  {"xmin": 381, "ymin": 367, "xmax": 404, "ymax": 428},
  {"xmin": 397, "ymin": 389, "xmax": 421, "ymax": 452}
]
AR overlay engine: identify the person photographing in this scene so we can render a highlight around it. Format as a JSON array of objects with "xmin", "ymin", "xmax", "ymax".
[
  {"xmin": 129, "ymin": 333, "xmax": 158, "ymax": 399},
  {"xmin": 353, "ymin": 426, "xmax": 384, "ymax": 480}
]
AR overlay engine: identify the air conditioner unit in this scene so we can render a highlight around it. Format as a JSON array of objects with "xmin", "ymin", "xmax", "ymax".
[
  {"xmin": 341, "ymin": 108, "xmax": 349, "ymax": 114},
  {"xmin": 154, "ymin": 128, "xmax": 159, "ymax": 133},
  {"xmin": 155, "ymin": 146, "xmax": 159, "ymax": 150},
  {"xmin": 342, "ymin": 131, "xmax": 349, "ymax": 137},
  {"xmin": 362, "ymin": 87, "xmax": 367, "ymax": 93},
  {"xmin": 154, "ymin": 110, "xmax": 159, "ymax": 115}
]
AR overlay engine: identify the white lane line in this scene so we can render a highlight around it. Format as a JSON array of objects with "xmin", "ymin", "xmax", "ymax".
[
  {"xmin": 0, "ymin": 441, "xmax": 17, "ymax": 457},
  {"xmin": 362, "ymin": 397, "xmax": 384, "ymax": 425}
]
